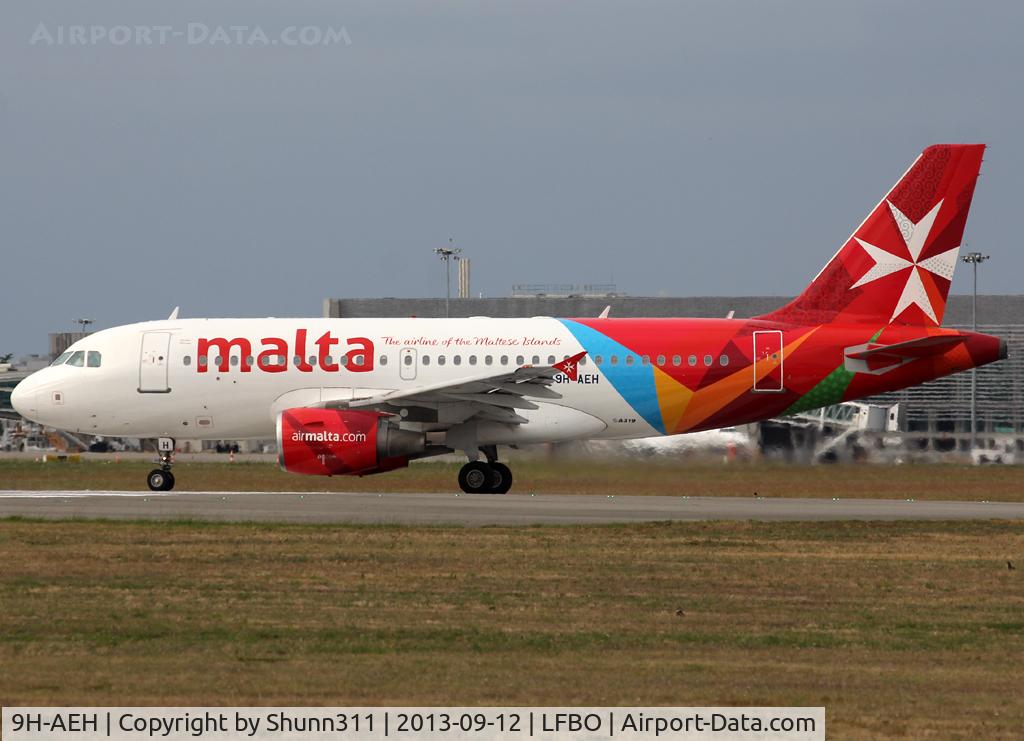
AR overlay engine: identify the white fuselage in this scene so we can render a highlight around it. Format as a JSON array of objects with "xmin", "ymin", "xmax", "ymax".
[{"xmin": 12, "ymin": 318, "xmax": 656, "ymax": 444}]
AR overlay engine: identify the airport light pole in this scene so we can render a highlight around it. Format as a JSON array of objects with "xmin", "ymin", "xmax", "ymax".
[
  {"xmin": 433, "ymin": 239, "xmax": 462, "ymax": 318},
  {"xmin": 961, "ymin": 252, "xmax": 990, "ymax": 451},
  {"xmin": 73, "ymin": 318, "xmax": 94, "ymax": 334}
]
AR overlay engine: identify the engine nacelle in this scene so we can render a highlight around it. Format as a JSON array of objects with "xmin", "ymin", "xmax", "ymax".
[{"xmin": 277, "ymin": 408, "xmax": 425, "ymax": 476}]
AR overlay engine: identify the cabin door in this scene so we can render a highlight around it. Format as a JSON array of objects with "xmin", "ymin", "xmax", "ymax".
[
  {"xmin": 139, "ymin": 332, "xmax": 172, "ymax": 393},
  {"xmin": 752, "ymin": 330, "xmax": 784, "ymax": 392}
]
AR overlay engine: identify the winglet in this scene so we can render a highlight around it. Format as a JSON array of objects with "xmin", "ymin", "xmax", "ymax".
[
  {"xmin": 553, "ymin": 351, "xmax": 587, "ymax": 382},
  {"xmin": 598, "ymin": 305, "xmax": 611, "ymax": 319},
  {"xmin": 168, "ymin": 306, "xmax": 180, "ymax": 320}
]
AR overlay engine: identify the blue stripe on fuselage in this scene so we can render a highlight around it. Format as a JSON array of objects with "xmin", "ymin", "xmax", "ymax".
[{"xmin": 558, "ymin": 319, "xmax": 665, "ymax": 434}]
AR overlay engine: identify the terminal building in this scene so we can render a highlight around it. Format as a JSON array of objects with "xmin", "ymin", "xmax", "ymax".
[{"xmin": 325, "ymin": 293, "xmax": 1024, "ymax": 453}]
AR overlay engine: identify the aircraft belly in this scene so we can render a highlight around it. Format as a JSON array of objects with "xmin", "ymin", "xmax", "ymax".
[{"xmin": 549, "ymin": 383, "xmax": 660, "ymax": 441}]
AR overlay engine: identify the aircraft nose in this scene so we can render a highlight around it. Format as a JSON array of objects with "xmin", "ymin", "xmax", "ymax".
[{"xmin": 10, "ymin": 379, "xmax": 37, "ymax": 419}]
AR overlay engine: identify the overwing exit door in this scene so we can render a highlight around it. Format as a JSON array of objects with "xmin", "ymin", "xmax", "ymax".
[
  {"xmin": 139, "ymin": 332, "xmax": 172, "ymax": 393},
  {"xmin": 399, "ymin": 347, "xmax": 417, "ymax": 381},
  {"xmin": 752, "ymin": 330, "xmax": 784, "ymax": 392}
]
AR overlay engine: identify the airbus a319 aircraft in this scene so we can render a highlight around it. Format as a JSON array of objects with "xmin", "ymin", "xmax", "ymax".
[{"xmin": 12, "ymin": 144, "xmax": 1006, "ymax": 493}]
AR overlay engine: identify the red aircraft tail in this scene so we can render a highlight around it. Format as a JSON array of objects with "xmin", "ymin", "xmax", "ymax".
[{"xmin": 760, "ymin": 144, "xmax": 985, "ymax": 327}]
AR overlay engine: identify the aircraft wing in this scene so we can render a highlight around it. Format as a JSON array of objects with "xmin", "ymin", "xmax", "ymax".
[{"xmin": 343, "ymin": 352, "xmax": 586, "ymax": 425}]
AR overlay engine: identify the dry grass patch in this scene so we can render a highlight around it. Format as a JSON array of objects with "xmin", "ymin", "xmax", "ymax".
[{"xmin": 1, "ymin": 519, "xmax": 1023, "ymax": 738}]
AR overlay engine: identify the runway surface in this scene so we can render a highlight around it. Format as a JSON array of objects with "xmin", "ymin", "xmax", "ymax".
[{"xmin": 1, "ymin": 490, "xmax": 1023, "ymax": 525}]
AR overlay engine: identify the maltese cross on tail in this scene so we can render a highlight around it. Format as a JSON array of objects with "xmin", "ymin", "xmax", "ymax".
[
  {"xmin": 852, "ymin": 200, "xmax": 960, "ymax": 324},
  {"xmin": 553, "ymin": 351, "xmax": 587, "ymax": 382}
]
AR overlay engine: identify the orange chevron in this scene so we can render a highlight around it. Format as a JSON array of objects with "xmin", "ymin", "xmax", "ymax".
[
  {"xmin": 654, "ymin": 366, "xmax": 693, "ymax": 433},
  {"xmin": 673, "ymin": 328, "xmax": 818, "ymax": 433}
]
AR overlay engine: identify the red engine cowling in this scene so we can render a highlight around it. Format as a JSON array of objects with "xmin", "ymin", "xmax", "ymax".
[{"xmin": 277, "ymin": 408, "xmax": 425, "ymax": 476}]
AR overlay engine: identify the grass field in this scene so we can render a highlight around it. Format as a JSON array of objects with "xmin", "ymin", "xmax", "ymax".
[
  {"xmin": 1, "ymin": 458, "xmax": 1023, "ymax": 500},
  {"xmin": 2, "ymin": 518, "xmax": 1023, "ymax": 738}
]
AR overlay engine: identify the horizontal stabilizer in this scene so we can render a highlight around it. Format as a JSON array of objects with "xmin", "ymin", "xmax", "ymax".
[
  {"xmin": 844, "ymin": 334, "xmax": 965, "ymax": 374},
  {"xmin": 846, "ymin": 335, "xmax": 965, "ymax": 361}
]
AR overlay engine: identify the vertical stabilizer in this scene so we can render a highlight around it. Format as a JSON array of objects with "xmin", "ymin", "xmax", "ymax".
[{"xmin": 759, "ymin": 144, "xmax": 985, "ymax": 326}]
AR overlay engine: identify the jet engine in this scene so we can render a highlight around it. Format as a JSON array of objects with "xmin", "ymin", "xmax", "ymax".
[{"xmin": 277, "ymin": 408, "xmax": 425, "ymax": 476}]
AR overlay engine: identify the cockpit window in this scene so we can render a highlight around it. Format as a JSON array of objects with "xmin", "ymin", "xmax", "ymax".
[
  {"xmin": 66, "ymin": 351, "xmax": 85, "ymax": 367},
  {"xmin": 51, "ymin": 352, "xmax": 72, "ymax": 366},
  {"xmin": 87, "ymin": 351, "xmax": 102, "ymax": 368}
]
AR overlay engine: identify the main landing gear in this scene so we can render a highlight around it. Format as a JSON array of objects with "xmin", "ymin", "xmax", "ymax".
[
  {"xmin": 147, "ymin": 437, "xmax": 176, "ymax": 492},
  {"xmin": 457, "ymin": 446, "xmax": 513, "ymax": 494}
]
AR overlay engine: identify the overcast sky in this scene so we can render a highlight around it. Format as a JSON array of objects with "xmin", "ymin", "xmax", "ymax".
[{"xmin": 2, "ymin": 1, "xmax": 1022, "ymax": 356}]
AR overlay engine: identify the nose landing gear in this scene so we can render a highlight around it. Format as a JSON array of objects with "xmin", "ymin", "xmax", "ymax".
[
  {"xmin": 146, "ymin": 468, "xmax": 175, "ymax": 492},
  {"xmin": 147, "ymin": 437, "xmax": 176, "ymax": 491}
]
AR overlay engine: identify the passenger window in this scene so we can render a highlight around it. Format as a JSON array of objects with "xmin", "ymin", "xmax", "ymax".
[
  {"xmin": 51, "ymin": 352, "xmax": 72, "ymax": 366},
  {"xmin": 688, "ymin": 355, "xmax": 698, "ymax": 366},
  {"xmin": 230, "ymin": 356, "xmax": 239, "ymax": 367},
  {"xmin": 672, "ymin": 355, "xmax": 681, "ymax": 366},
  {"xmin": 308, "ymin": 356, "xmax": 317, "ymax": 366},
  {"xmin": 625, "ymin": 355, "xmax": 635, "ymax": 366},
  {"xmin": 87, "ymin": 351, "xmax": 102, "ymax": 368},
  {"xmin": 485, "ymin": 355, "xmax": 493, "ymax": 366},
  {"xmin": 516, "ymin": 355, "xmax": 524, "ymax": 365},
  {"xmin": 579, "ymin": 356, "xmax": 587, "ymax": 366},
  {"xmin": 500, "ymin": 355, "xmax": 509, "ymax": 365},
  {"xmin": 403, "ymin": 354, "xmax": 413, "ymax": 366},
  {"xmin": 183, "ymin": 355, "xmax": 192, "ymax": 367},
  {"xmin": 423, "ymin": 355, "xmax": 431, "ymax": 366},
  {"xmin": 199, "ymin": 355, "xmax": 209, "ymax": 367},
  {"xmin": 244, "ymin": 356, "xmax": 254, "ymax": 368},
  {"xmin": 656, "ymin": 355, "xmax": 666, "ymax": 366},
  {"xmin": 547, "ymin": 355, "xmax": 556, "ymax": 364},
  {"xmin": 703, "ymin": 354, "xmax": 713, "ymax": 366},
  {"xmin": 469, "ymin": 356, "xmax": 477, "ymax": 366},
  {"xmin": 324, "ymin": 355, "xmax": 333, "ymax": 366},
  {"xmin": 454, "ymin": 355, "xmax": 462, "ymax": 366},
  {"xmin": 379, "ymin": 355, "xmax": 388, "ymax": 366},
  {"xmin": 610, "ymin": 355, "xmax": 618, "ymax": 366},
  {"xmin": 532, "ymin": 355, "xmax": 540, "ymax": 365},
  {"xmin": 641, "ymin": 355, "xmax": 650, "ymax": 366},
  {"xmin": 720, "ymin": 354, "xmax": 729, "ymax": 366},
  {"xmin": 595, "ymin": 355, "xmax": 603, "ymax": 365},
  {"xmin": 66, "ymin": 351, "xmax": 86, "ymax": 367},
  {"xmin": 293, "ymin": 355, "xmax": 301, "ymax": 366},
  {"xmin": 340, "ymin": 355, "xmax": 348, "ymax": 366},
  {"xmin": 353, "ymin": 354, "xmax": 364, "ymax": 367},
  {"xmin": 438, "ymin": 355, "xmax": 446, "ymax": 366},
  {"xmin": 214, "ymin": 356, "xmax": 223, "ymax": 368}
]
